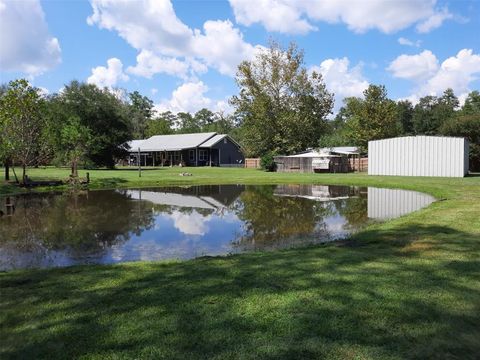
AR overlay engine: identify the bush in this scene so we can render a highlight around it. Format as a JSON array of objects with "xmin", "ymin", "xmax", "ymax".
[{"xmin": 260, "ymin": 152, "xmax": 277, "ymax": 172}]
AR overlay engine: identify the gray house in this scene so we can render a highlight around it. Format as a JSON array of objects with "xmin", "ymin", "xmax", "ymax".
[{"xmin": 127, "ymin": 132, "xmax": 244, "ymax": 167}]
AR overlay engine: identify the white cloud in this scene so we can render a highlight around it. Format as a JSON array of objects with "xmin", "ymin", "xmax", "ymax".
[
  {"xmin": 416, "ymin": 7, "xmax": 453, "ymax": 33},
  {"xmin": 389, "ymin": 49, "xmax": 480, "ymax": 102},
  {"xmin": 311, "ymin": 57, "xmax": 369, "ymax": 111},
  {"xmin": 87, "ymin": 0, "xmax": 261, "ymax": 78},
  {"xmin": 155, "ymin": 81, "xmax": 232, "ymax": 114},
  {"xmin": 193, "ymin": 20, "xmax": 262, "ymax": 76},
  {"xmin": 0, "ymin": 0, "xmax": 61, "ymax": 75},
  {"xmin": 168, "ymin": 210, "xmax": 210, "ymax": 235},
  {"xmin": 229, "ymin": 0, "xmax": 316, "ymax": 34},
  {"xmin": 229, "ymin": 0, "xmax": 454, "ymax": 35},
  {"xmin": 398, "ymin": 37, "xmax": 421, "ymax": 47},
  {"xmin": 127, "ymin": 50, "xmax": 193, "ymax": 79},
  {"xmin": 87, "ymin": 58, "xmax": 129, "ymax": 88},
  {"xmin": 155, "ymin": 81, "xmax": 212, "ymax": 114},
  {"xmin": 387, "ymin": 50, "xmax": 439, "ymax": 81}
]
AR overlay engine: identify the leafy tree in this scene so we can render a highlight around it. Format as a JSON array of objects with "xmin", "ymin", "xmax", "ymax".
[
  {"xmin": 129, "ymin": 91, "xmax": 154, "ymax": 138},
  {"xmin": 341, "ymin": 85, "xmax": 399, "ymax": 150},
  {"xmin": 146, "ymin": 116, "xmax": 174, "ymax": 137},
  {"xmin": 177, "ymin": 112, "xmax": 200, "ymax": 133},
  {"xmin": 231, "ymin": 41, "xmax": 333, "ymax": 156},
  {"xmin": 194, "ymin": 108, "xmax": 215, "ymax": 129},
  {"xmin": 51, "ymin": 81, "xmax": 132, "ymax": 168},
  {"xmin": 461, "ymin": 91, "xmax": 480, "ymax": 115},
  {"xmin": 413, "ymin": 89, "xmax": 459, "ymax": 135},
  {"xmin": 440, "ymin": 114, "xmax": 480, "ymax": 171},
  {"xmin": 59, "ymin": 116, "xmax": 92, "ymax": 177},
  {"xmin": 396, "ymin": 100, "xmax": 414, "ymax": 135},
  {"xmin": 0, "ymin": 79, "xmax": 49, "ymax": 183}
]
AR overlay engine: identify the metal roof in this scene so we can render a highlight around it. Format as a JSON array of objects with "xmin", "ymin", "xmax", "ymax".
[
  {"xmin": 124, "ymin": 190, "xmax": 225, "ymax": 210},
  {"xmin": 133, "ymin": 132, "xmax": 217, "ymax": 152},
  {"xmin": 199, "ymin": 134, "xmax": 227, "ymax": 148},
  {"xmin": 127, "ymin": 140, "xmax": 145, "ymax": 150},
  {"xmin": 280, "ymin": 146, "xmax": 359, "ymax": 158}
]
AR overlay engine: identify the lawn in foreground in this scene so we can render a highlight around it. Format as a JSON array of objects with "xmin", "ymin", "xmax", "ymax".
[{"xmin": 1, "ymin": 168, "xmax": 479, "ymax": 359}]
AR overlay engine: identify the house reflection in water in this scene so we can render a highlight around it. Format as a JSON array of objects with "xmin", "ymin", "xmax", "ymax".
[
  {"xmin": 273, "ymin": 184, "xmax": 360, "ymax": 201},
  {"xmin": 367, "ymin": 187, "xmax": 435, "ymax": 220},
  {"xmin": 121, "ymin": 185, "xmax": 245, "ymax": 211}
]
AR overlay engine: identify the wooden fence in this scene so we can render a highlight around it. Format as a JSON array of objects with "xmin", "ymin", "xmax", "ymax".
[
  {"xmin": 245, "ymin": 158, "xmax": 261, "ymax": 169},
  {"xmin": 349, "ymin": 157, "xmax": 368, "ymax": 172}
]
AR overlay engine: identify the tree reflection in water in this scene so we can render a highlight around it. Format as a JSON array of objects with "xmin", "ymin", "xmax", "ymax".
[
  {"xmin": 0, "ymin": 184, "xmax": 386, "ymax": 271},
  {"xmin": 0, "ymin": 191, "xmax": 155, "ymax": 269}
]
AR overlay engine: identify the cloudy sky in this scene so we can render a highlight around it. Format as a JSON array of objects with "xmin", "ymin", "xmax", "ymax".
[{"xmin": 1, "ymin": 0, "xmax": 479, "ymax": 114}]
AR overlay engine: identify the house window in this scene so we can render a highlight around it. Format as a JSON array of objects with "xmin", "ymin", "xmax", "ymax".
[
  {"xmin": 189, "ymin": 149, "xmax": 195, "ymax": 161},
  {"xmin": 199, "ymin": 149, "xmax": 208, "ymax": 161}
]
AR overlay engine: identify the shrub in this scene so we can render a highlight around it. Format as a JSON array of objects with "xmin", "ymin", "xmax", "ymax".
[{"xmin": 260, "ymin": 152, "xmax": 277, "ymax": 172}]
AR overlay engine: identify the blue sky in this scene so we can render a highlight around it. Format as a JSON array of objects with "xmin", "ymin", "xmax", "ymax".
[{"xmin": 1, "ymin": 0, "xmax": 479, "ymax": 114}]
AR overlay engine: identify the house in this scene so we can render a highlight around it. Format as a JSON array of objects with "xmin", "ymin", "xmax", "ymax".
[
  {"xmin": 368, "ymin": 136, "xmax": 469, "ymax": 177},
  {"xmin": 127, "ymin": 132, "xmax": 244, "ymax": 167},
  {"xmin": 274, "ymin": 147, "xmax": 360, "ymax": 173}
]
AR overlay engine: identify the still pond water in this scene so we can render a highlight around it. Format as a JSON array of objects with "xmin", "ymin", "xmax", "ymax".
[{"xmin": 0, "ymin": 185, "xmax": 435, "ymax": 271}]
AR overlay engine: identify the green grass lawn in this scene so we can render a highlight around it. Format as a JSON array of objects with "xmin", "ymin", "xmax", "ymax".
[{"xmin": 1, "ymin": 167, "xmax": 479, "ymax": 359}]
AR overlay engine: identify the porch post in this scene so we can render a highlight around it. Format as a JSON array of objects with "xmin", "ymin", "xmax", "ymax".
[{"xmin": 196, "ymin": 147, "xmax": 198, "ymax": 167}]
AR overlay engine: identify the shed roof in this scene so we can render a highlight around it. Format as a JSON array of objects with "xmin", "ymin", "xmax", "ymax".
[{"xmin": 134, "ymin": 132, "xmax": 217, "ymax": 152}]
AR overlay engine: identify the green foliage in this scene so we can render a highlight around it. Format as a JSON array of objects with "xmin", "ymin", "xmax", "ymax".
[
  {"xmin": 0, "ymin": 79, "xmax": 49, "ymax": 182},
  {"xmin": 413, "ymin": 89, "xmax": 459, "ymax": 135},
  {"xmin": 440, "ymin": 114, "xmax": 480, "ymax": 171},
  {"xmin": 128, "ymin": 91, "xmax": 154, "ymax": 138},
  {"xmin": 260, "ymin": 151, "xmax": 277, "ymax": 172},
  {"xmin": 339, "ymin": 85, "xmax": 399, "ymax": 151},
  {"xmin": 396, "ymin": 100, "xmax": 414, "ymax": 135},
  {"xmin": 460, "ymin": 90, "xmax": 480, "ymax": 115},
  {"xmin": 49, "ymin": 81, "xmax": 132, "ymax": 168},
  {"xmin": 59, "ymin": 116, "xmax": 92, "ymax": 176},
  {"xmin": 231, "ymin": 41, "xmax": 333, "ymax": 157},
  {"xmin": 176, "ymin": 112, "xmax": 200, "ymax": 133}
]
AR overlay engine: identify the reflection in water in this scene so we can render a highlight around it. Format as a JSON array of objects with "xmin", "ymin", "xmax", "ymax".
[{"xmin": 0, "ymin": 185, "xmax": 434, "ymax": 270}]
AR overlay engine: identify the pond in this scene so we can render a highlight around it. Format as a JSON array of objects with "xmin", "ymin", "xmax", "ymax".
[{"xmin": 0, "ymin": 185, "xmax": 435, "ymax": 271}]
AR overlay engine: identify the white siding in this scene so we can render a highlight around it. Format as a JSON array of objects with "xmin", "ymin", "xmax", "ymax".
[
  {"xmin": 368, "ymin": 188, "xmax": 435, "ymax": 219},
  {"xmin": 368, "ymin": 136, "xmax": 469, "ymax": 177}
]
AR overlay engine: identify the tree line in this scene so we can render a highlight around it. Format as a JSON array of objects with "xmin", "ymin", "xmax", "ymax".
[{"xmin": 1, "ymin": 41, "xmax": 479, "ymax": 183}]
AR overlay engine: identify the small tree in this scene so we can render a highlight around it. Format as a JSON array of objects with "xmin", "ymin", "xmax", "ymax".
[
  {"xmin": 0, "ymin": 79, "xmax": 47, "ymax": 183},
  {"xmin": 60, "ymin": 116, "xmax": 92, "ymax": 177}
]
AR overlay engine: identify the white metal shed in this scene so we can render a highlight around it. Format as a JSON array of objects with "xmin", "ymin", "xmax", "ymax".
[{"xmin": 368, "ymin": 136, "xmax": 469, "ymax": 177}]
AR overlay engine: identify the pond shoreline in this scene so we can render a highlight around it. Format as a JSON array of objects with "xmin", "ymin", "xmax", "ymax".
[{"xmin": 1, "ymin": 168, "xmax": 479, "ymax": 358}]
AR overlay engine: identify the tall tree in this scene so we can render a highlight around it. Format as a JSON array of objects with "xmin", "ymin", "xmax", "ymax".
[
  {"xmin": 50, "ymin": 81, "xmax": 132, "ymax": 168},
  {"xmin": 146, "ymin": 113, "xmax": 175, "ymax": 137},
  {"xmin": 396, "ymin": 100, "xmax": 414, "ymax": 135},
  {"xmin": 342, "ymin": 85, "xmax": 399, "ymax": 150},
  {"xmin": 440, "ymin": 114, "xmax": 480, "ymax": 171},
  {"xmin": 231, "ymin": 41, "xmax": 333, "ymax": 156},
  {"xmin": 194, "ymin": 108, "xmax": 216, "ymax": 129},
  {"xmin": 0, "ymin": 83, "xmax": 10, "ymax": 180},
  {"xmin": 461, "ymin": 91, "xmax": 480, "ymax": 115},
  {"xmin": 177, "ymin": 112, "xmax": 200, "ymax": 133},
  {"xmin": 0, "ymin": 79, "xmax": 49, "ymax": 183},
  {"xmin": 129, "ymin": 91, "xmax": 154, "ymax": 139},
  {"xmin": 413, "ymin": 89, "xmax": 459, "ymax": 135},
  {"xmin": 59, "ymin": 116, "xmax": 92, "ymax": 177}
]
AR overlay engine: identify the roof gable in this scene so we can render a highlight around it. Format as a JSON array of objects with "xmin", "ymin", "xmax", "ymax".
[{"xmin": 133, "ymin": 132, "xmax": 217, "ymax": 152}]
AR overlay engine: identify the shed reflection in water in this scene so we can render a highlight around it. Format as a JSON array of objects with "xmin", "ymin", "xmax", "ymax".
[{"xmin": 0, "ymin": 184, "xmax": 434, "ymax": 270}]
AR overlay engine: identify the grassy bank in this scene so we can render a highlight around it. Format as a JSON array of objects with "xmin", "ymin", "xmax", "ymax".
[{"xmin": 1, "ymin": 167, "xmax": 479, "ymax": 359}]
